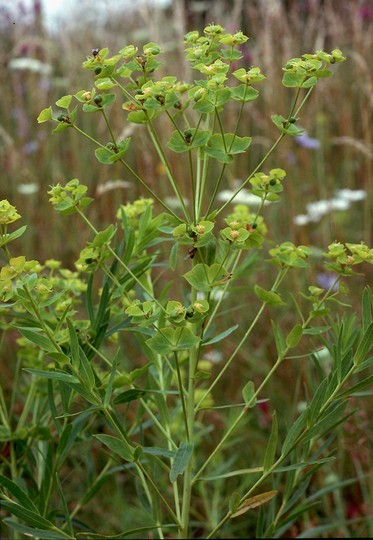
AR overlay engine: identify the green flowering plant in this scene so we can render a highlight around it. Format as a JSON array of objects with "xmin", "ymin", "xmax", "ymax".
[{"xmin": 1, "ymin": 23, "xmax": 372, "ymax": 540}]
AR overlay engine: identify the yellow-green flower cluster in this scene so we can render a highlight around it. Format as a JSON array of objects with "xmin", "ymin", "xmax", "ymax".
[{"xmin": 0, "ymin": 200, "xmax": 21, "ymax": 225}]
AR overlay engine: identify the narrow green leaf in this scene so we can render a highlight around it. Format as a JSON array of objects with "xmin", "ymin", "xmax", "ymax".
[
  {"xmin": 271, "ymin": 320, "xmax": 286, "ymax": 356},
  {"xmin": 202, "ymin": 324, "xmax": 238, "ymax": 346},
  {"xmin": 169, "ymin": 442, "xmax": 194, "ymax": 483},
  {"xmin": 17, "ymin": 327, "xmax": 56, "ymax": 353},
  {"xmin": 336, "ymin": 374, "xmax": 373, "ymax": 399},
  {"xmin": 94, "ymin": 434, "xmax": 134, "ymax": 462},
  {"xmin": 78, "ymin": 347, "xmax": 95, "ymax": 391},
  {"xmin": 281, "ymin": 408, "xmax": 309, "ymax": 456},
  {"xmin": 104, "ymin": 351, "xmax": 120, "ymax": 406},
  {"xmin": 169, "ymin": 242, "xmax": 178, "ymax": 271},
  {"xmin": 0, "ymin": 501, "xmax": 56, "ymax": 530},
  {"xmin": 67, "ymin": 319, "xmax": 79, "ymax": 370},
  {"xmin": 308, "ymin": 378, "xmax": 329, "ymax": 423},
  {"xmin": 113, "ymin": 388, "xmax": 147, "ymax": 405},
  {"xmin": 24, "ymin": 369, "xmax": 79, "ymax": 384},
  {"xmin": 0, "ymin": 475, "xmax": 38, "ymax": 513},
  {"xmin": 3, "ymin": 520, "xmax": 71, "ymax": 540},
  {"xmin": 302, "ymin": 401, "xmax": 348, "ymax": 443},
  {"xmin": 263, "ymin": 412, "xmax": 278, "ymax": 473},
  {"xmin": 353, "ymin": 321, "xmax": 373, "ymax": 366},
  {"xmin": 142, "ymin": 447, "xmax": 175, "ymax": 459},
  {"xmin": 362, "ymin": 287, "xmax": 373, "ymax": 332}
]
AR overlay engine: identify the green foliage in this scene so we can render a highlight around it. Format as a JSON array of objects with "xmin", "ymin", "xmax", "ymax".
[{"xmin": 1, "ymin": 21, "xmax": 372, "ymax": 540}]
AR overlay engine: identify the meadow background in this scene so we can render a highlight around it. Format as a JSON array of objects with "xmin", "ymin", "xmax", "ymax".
[{"xmin": 1, "ymin": 0, "xmax": 372, "ymax": 537}]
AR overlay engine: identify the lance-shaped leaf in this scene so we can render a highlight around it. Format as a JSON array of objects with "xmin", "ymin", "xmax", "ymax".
[
  {"xmin": 230, "ymin": 490, "xmax": 277, "ymax": 518},
  {"xmin": 169, "ymin": 442, "xmax": 194, "ymax": 483},
  {"xmin": 94, "ymin": 434, "xmax": 135, "ymax": 462},
  {"xmin": 263, "ymin": 412, "xmax": 278, "ymax": 473}
]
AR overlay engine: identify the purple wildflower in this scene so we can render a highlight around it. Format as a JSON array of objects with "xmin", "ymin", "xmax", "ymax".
[
  {"xmin": 295, "ymin": 130, "xmax": 321, "ymax": 149},
  {"xmin": 316, "ymin": 272, "xmax": 339, "ymax": 291}
]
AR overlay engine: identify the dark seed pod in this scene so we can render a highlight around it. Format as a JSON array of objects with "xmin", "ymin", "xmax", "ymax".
[
  {"xmin": 94, "ymin": 66, "xmax": 102, "ymax": 75},
  {"xmin": 94, "ymin": 95, "xmax": 103, "ymax": 105},
  {"xmin": 57, "ymin": 113, "xmax": 65, "ymax": 122},
  {"xmin": 269, "ymin": 178, "xmax": 277, "ymax": 186}
]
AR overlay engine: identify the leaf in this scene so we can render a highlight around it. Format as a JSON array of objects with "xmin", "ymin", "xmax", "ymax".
[
  {"xmin": 336, "ymin": 374, "xmax": 373, "ymax": 399},
  {"xmin": 362, "ymin": 287, "xmax": 373, "ymax": 332},
  {"xmin": 229, "ymin": 491, "xmax": 241, "ymax": 513},
  {"xmin": 230, "ymin": 84, "xmax": 259, "ymax": 102},
  {"xmin": 24, "ymin": 369, "xmax": 79, "ymax": 384},
  {"xmin": 17, "ymin": 327, "xmax": 56, "ymax": 353},
  {"xmin": 0, "ymin": 225, "xmax": 27, "ymax": 247},
  {"xmin": 78, "ymin": 347, "xmax": 95, "ymax": 392},
  {"xmin": 169, "ymin": 442, "xmax": 194, "ymax": 483},
  {"xmin": 37, "ymin": 106, "xmax": 53, "ymax": 123},
  {"xmin": 255, "ymin": 285, "xmax": 285, "ymax": 307},
  {"xmin": 91, "ymin": 224, "xmax": 116, "ymax": 247},
  {"xmin": 353, "ymin": 321, "xmax": 373, "ymax": 366},
  {"xmin": 55, "ymin": 95, "xmax": 72, "ymax": 108},
  {"xmin": 183, "ymin": 263, "xmax": 229, "ymax": 292},
  {"xmin": 302, "ymin": 401, "xmax": 348, "ymax": 443},
  {"xmin": 95, "ymin": 77, "xmax": 117, "ymax": 90},
  {"xmin": 202, "ymin": 324, "xmax": 238, "ymax": 346},
  {"xmin": 0, "ymin": 475, "xmax": 38, "ymax": 513},
  {"xmin": 94, "ymin": 434, "xmax": 134, "ymax": 462},
  {"xmin": 146, "ymin": 327, "xmax": 200, "ymax": 355},
  {"xmin": 263, "ymin": 412, "xmax": 278, "ymax": 473},
  {"xmin": 167, "ymin": 129, "xmax": 210, "ymax": 153},
  {"xmin": 271, "ymin": 115, "xmax": 304, "ymax": 136},
  {"xmin": 282, "ymin": 72, "xmax": 306, "ymax": 87},
  {"xmin": 3, "ymin": 520, "xmax": 69, "ymax": 540},
  {"xmin": 113, "ymin": 388, "xmax": 147, "ymax": 405},
  {"xmin": 230, "ymin": 490, "xmax": 277, "ymax": 518},
  {"xmin": 271, "ymin": 320, "xmax": 286, "ymax": 356},
  {"xmin": 95, "ymin": 147, "xmax": 115, "ymax": 165},
  {"xmin": 0, "ymin": 501, "xmax": 56, "ymax": 530},
  {"xmin": 242, "ymin": 381, "xmax": 256, "ymax": 407},
  {"xmin": 204, "ymin": 133, "xmax": 251, "ymax": 163},
  {"xmin": 286, "ymin": 324, "xmax": 303, "ymax": 348},
  {"xmin": 281, "ymin": 408, "xmax": 309, "ymax": 456}
]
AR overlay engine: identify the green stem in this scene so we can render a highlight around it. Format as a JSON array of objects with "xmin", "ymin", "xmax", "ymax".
[
  {"xmin": 146, "ymin": 119, "xmax": 190, "ymax": 222},
  {"xmin": 195, "ymin": 268, "xmax": 288, "ymax": 411},
  {"xmin": 179, "ymin": 284, "xmax": 200, "ymax": 538},
  {"xmin": 22, "ymin": 286, "xmax": 62, "ymax": 353},
  {"xmin": 174, "ymin": 352, "xmax": 190, "ymax": 441}
]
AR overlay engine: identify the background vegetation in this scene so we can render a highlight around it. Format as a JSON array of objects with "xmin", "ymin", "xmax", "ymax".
[{"xmin": 1, "ymin": 0, "xmax": 372, "ymax": 537}]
